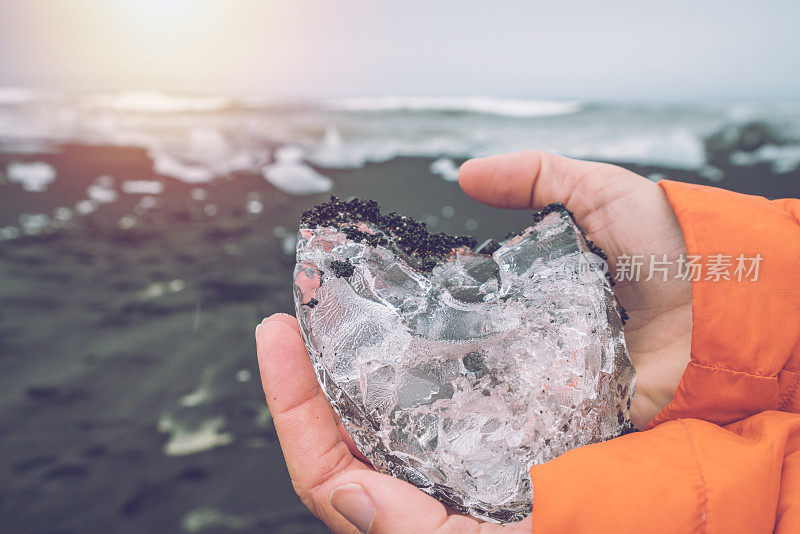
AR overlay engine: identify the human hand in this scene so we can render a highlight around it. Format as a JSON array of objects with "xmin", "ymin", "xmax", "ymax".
[
  {"xmin": 458, "ymin": 151, "xmax": 691, "ymax": 429},
  {"xmin": 256, "ymin": 313, "xmax": 532, "ymax": 533},
  {"xmin": 255, "ymin": 150, "xmax": 691, "ymax": 532}
]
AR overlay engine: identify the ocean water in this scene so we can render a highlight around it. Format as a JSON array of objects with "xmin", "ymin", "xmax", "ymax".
[{"xmin": 2, "ymin": 89, "xmax": 800, "ymax": 194}]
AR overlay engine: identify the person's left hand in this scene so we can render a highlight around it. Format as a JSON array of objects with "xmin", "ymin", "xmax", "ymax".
[{"xmin": 256, "ymin": 313, "xmax": 531, "ymax": 533}]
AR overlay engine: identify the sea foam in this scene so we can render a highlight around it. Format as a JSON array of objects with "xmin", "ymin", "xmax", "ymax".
[
  {"xmin": 88, "ymin": 90, "xmax": 232, "ymax": 114},
  {"xmin": 0, "ymin": 89, "xmax": 798, "ymax": 195},
  {"xmin": 327, "ymin": 96, "xmax": 583, "ymax": 118}
]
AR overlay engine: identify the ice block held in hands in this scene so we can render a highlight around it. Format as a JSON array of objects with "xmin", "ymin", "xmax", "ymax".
[{"xmin": 293, "ymin": 196, "xmax": 634, "ymax": 523}]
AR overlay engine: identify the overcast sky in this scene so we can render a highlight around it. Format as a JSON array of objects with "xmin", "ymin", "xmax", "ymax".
[{"xmin": 0, "ymin": 0, "xmax": 798, "ymax": 101}]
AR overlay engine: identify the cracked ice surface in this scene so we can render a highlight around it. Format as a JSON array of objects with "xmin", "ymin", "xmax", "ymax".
[{"xmin": 293, "ymin": 206, "xmax": 634, "ymax": 523}]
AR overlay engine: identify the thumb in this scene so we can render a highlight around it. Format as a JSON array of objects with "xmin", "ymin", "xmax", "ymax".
[
  {"xmin": 458, "ymin": 150, "xmax": 641, "ymax": 217},
  {"xmin": 327, "ymin": 469, "xmax": 520, "ymax": 533},
  {"xmin": 326, "ymin": 470, "xmax": 446, "ymax": 533}
]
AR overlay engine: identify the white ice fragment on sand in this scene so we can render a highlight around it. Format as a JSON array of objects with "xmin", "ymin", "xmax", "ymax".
[
  {"xmin": 158, "ymin": 415, "xmax": 233, "ymax": 456},
  {"xmin": 262, "ymin": 146, "xmax": 333, "ymax": 195},
  {"xmin": 88, "ymin": 185, "xmax": 117, "ymax": 203},
  {"xmin": 96, "ymin": 174, "xmax": 114, "ymax": 187},
  {"xmin": 154, "ymin": 152, "xmax": 215, "ymax": 183},
  {"xmin": 223, "ymin": 243, "xmax": 241, "ymax": 256},
  {"xmin": 0, "ymin": 226, "xmax": 20, "ymax": 240},
  {"xmin": 118, "ymin": 215, "xmax": 136, "ymax": 229},
  {"xmin": 151, "ymin": 127, "xmax": 269, "ymax": 183},
  {"xmin": 178, "ymin": 368, "xmax": 215, "ymax": 407},
  {"xmin": 730, "ymin": 151, "xmax": 757, "ymax": 166},
  {"xmin": 280, "ymin": 235, "xmax": 297, "ymax": 255},
  {"xmin": 139, "ymin": 279, "xmax": 186, "ymax": 300},
  {"xmin": 429, "ymin": 157, "xmax": 460, "ymax": 182},
  {"xmin": 179, "ymin": 389, "xmax": 210, "ymax": 408},
  {"xmin": 6, "ymin": 161, "xmax": 56, "ymax": 192},
  {"xmin": 135, "ymin": 196, "xmax": 159, "ymax": 214},
  {"xmin": 757, "ymin": 144, "xmax": 800, "ymax": 174},
  {"xmin": 422, "ymin": 214, "xmax": 440, "ymax": 227},
  {"xmin": 253, "ymin": 406, "xmax": 272, "ymax": 428},
  {"xmin": 168, "ymin": 279, "xmax": 186, "ymax": 292},
  {"xmin": 181, "ymin": 508, "xmax": 252, "ymax": 532},
  {"xmin": 19, "ymin": 213, "xmax": 51, "ymax": 235},
  {"xmin": 75, "ymin": 200, "xmax": 97, "ymax": 215},
  {"xmin": 54, "ymin": 207, "xmax": 73, "ymax": 223},
  {"xmin": 699, "ymin": 166, "xmax": 725, "ymax": 182},
  {"xmin": 235, "ymin": 369, "xmax": 252, "ymax": 382},
  {"xmin": 140, "ymin": 283, "xmax": 166, "ymax": 300},
  {"xmin": 246, "ymin": 199, "xmax": 263, "ymax": 214},
  {"xmin": 731, "ymin": 144, "xmax": 800, "ymax": 174},
  {"xmin": 87, "ymin": 176, "xmax": 118, "ymax": 203},
  {"xmin": 294, "ymin": 205, "xmax": 633, "ymax": 523},
  {"xmin": 122, "ymin": 180, "xmax": 165, "ymax": 195}
]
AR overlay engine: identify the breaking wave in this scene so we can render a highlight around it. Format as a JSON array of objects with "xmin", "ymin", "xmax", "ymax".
[
  {"xmin": 326, "ymin": 96, "xmax": 583, "ymax": 118},
  {"xmin": 1, "ymin": 89, "xmax": 798, "ymax": 195},
  {"xmin": 87, "ymin": 90, "xmax": 233, "ymax": 114}
]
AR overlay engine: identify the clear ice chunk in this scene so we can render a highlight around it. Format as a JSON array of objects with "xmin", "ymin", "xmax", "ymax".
[{"xmin": 293, "ymin": 201, "xmax": 634, "ymax": 523}]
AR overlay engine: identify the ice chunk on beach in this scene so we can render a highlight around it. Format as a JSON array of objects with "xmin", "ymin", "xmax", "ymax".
[
  {"xmin": 150, "ymin": 127, "xmax": 270, "ymax": 184},
  {"xmin": 87, "ymin": 175, "xmax": 118, "ymax": 204},
  {"xmin": 122, "ymin": 180, "xmax": 165, "ymax": 195},
  {"xmin": 293, "ymin": 198, "xmax": 634, "ymax": 523},
  {"xmin": 6, "ymin": 161, "xmax": 56, "ymax": 192},
  {"xmin": 429, "ymin": 157, "xmax": 460, "ymax": 182},
  {"xmin": 262, "ymin": 146, "xmax": 333, "ymax": 195}
]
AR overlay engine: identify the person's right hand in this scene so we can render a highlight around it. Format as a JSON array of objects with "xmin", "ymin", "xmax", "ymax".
[
  {"xmin": 459, "ymin": 151, "xmax": 692, "ymax": 429},
  {"xmin": 255, "ymin": 151, "xmax": 692, "ymax": 533}
]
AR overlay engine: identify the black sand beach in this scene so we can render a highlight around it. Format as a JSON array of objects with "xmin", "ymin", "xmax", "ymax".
[{"xmin": 1, "ymin": 141, "xmax": 798, "ymax": 532}]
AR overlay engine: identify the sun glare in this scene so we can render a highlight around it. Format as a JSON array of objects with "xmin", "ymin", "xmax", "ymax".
[
  {"xmin": 5, "ymin": 0, "xmax": 292, "ymax": 94},
  {"xmin": 114, "ymin": 0, "xmax": 199, "ymax": 24},
  {"xmin": 106, "ymin": 0, "xmax": 208, "ymax": 31},
  {"xmin": 32, "ymin": 0, "xmax": 281, "ymax": 93}
]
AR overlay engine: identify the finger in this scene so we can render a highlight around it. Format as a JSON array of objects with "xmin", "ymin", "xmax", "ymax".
[
  {"xmin": 458, "ymin": 150, "xmax": 587, "ymax": 209},
  {"xmin": 458, "ymin": 151, "xmax": 674, "ymax": 270},
  {"xmin": 327, "ymin": 469, "xmax": 532, "ymax": 533},
  {"xmin": 255, "ymin": 314, "xmax": 369, "ymax": 525},
  {"xmin": 458, "ymin": 150, "xmax": 642, "ymax": 219}
]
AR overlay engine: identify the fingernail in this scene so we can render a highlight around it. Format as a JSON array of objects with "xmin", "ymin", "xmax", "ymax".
[
  {"xmin": 330, "ymin": 483, "xmax": 374, "ymax": 534},
  {"xmin": 254, "ymin": 316, "xmax": 272, "ymax": 338}
]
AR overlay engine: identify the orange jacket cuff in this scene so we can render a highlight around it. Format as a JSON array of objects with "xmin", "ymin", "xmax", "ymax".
[{"xmin": 647, "ymin": 181, "xmax": 800, "ymax": 428}]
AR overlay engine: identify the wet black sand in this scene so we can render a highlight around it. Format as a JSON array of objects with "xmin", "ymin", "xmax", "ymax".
[{"xmin": 0, "ymin": 143, "xmax": 797, "ymax": 533}]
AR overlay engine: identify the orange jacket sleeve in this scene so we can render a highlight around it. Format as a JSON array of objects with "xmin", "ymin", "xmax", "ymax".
[{"xmin": 529, "ymin": 181, "xmax": 800, "ymax": 533}]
